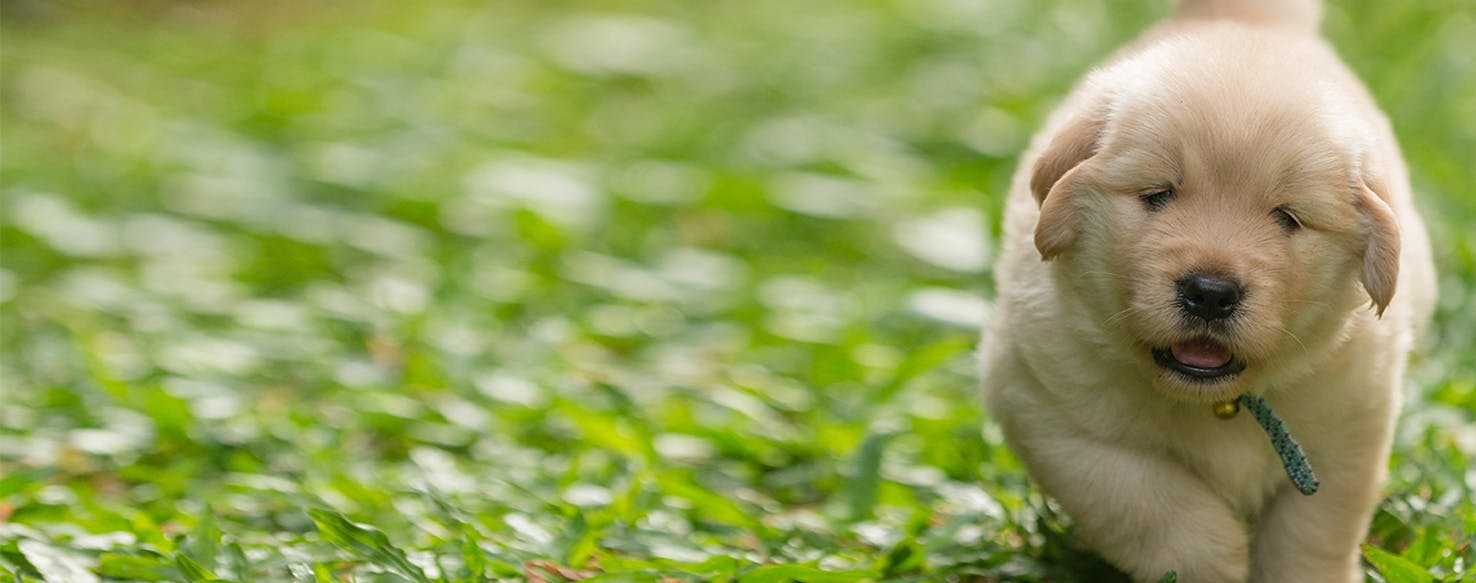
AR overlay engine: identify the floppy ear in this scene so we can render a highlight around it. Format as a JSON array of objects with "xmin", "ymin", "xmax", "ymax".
[
  {"xmin": 1031, "ymin": 107, "xmax": 1107, "ymax": 260},
  {"xmin": 1034, "ymin": 164, "xmax": 1092, "ymax": 260},
  {"xmin": 1355, "ymin": 177, "xmax": 1400, "ymax": 317}
]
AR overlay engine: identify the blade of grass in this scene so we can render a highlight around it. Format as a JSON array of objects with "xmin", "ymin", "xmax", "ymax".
[
  {"xmin": 1361, "ymin": 545, "xmax": 1434, "ymax": 583},
  {"xmin": 308, "ymin": 509, "xmax": 433, "ymax": 583},
  {"xmin": 97, "ymin": 554, "xmax": 177, "ymax": 582},
  {"xmin": 847, "ymin": 429, "xmax": 893, "ymax": 522}
]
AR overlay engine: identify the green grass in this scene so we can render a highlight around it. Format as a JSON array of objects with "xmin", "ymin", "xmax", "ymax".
[{"xmin": 2, "ymin": 0, "xmax": 1473, "ymax": 581}]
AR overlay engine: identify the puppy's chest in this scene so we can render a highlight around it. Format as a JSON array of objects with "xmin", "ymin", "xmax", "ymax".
[{"xmin": 1163, "ymin": 415, "xmax": 1284, "ymax": 518}]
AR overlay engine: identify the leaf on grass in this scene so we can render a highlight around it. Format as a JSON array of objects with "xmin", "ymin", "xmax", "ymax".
[
  {"xmin": 595, "ymin": 554, "xmax": 735, "ymax": 577},
  {"xmin": 185, "ymin": 504, "xmax": 221, "ymax": 572},
  {"xmin": 175, "ymin": 554, "xmax": 216, "ymax": 582},
  {"xmin": 1368, "ymin": 507, "xmax": 1415, "ymax": 550},
  {"xmin": 679, "ymin": 554, "xmax": 745, "ymax": 577},
  {"xmin": 556, "ymin": 401, "xmax": 656, "ymax": 461},
  {"xmin": 878, "ymin": 536, "xmax": 926, "ymax": 577},
  {"xmin": 460, "ymin": 527, "xmax": 488, "ymax": 581},
  {"xmin": 1156, "ymin": 571, "xmax": 1177, "ymax": 583},
  {"xmin": 656, "ymin": 473, "xmax": 761, "ymax": 532},
  {"xmin": 1361, "ymin": 545, "xmax": 1434, "ymax": 583},
  {"xmin": 222, "ymin": 541, "xmax": 252, "ymax": 583},
  {"xmin": 98, "ymin": 554, "xmax": 176, "ymax": 581},
  {"xmin": 848, "ymin": 430, "xmax": 892, "ymax": 521},
  {"xmin": 557, "ymin": 512, "xmax": 601, "ymax": 569},
  {"xmin": 308, "ymin": 508, "xmax": 432, "ymax": 583},
  {"xmin": 737, "ymin": 564, "xmax": 877, "ymax": 583},
  {"xmin": 17, "ymin": 540, "xmax": 99, "ymax": 583}
]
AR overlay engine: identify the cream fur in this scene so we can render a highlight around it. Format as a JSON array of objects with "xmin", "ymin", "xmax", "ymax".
[{"xmin": 979, "ymin": 1, "xmax": 1436, "ymax": 581}]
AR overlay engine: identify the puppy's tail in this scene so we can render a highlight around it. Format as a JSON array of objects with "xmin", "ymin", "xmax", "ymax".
[{"xmin": 1175, "ymin": 0, "xmax": 1322, "ymax": 34}]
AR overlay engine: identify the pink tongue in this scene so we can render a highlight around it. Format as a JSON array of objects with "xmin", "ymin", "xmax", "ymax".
[{"xmin": 1171, "ymin": 339, "xmax": 1232, "ymax": 369}]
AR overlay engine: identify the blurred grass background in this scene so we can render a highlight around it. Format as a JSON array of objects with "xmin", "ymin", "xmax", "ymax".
[{"xmin": 1, "ymin": 0, "xmax": 1472, "ymax": 581}]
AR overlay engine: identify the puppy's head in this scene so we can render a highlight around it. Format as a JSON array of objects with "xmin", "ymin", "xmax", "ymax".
[{"xmin": 1030, "ymin": 37, "xmax": 1400, "ymax": 402}]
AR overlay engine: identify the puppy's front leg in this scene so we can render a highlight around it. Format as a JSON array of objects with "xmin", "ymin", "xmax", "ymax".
[
  {"xmin": 1249, "ymin": 433, "xmax": 1390, "ymax": 582},
  {"xmin": 1013, "ymin": 428, "xmax": 1249, "ymax": 582}
]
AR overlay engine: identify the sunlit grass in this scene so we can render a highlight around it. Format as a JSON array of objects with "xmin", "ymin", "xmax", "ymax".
[{"xmin": 1, "ymin": 0, "xmax": 1472, "ymax": 581}]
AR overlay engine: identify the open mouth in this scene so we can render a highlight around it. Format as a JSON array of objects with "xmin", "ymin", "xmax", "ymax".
[{"xmin": 1151, "ymin": 337, "xmax": 1246, "ymax": 381}]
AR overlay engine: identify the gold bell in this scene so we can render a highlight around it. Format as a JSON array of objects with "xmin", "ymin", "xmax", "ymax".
[{"xmin": 1212, "ymin": 400, "xmax": 1241, "ymax": 419}]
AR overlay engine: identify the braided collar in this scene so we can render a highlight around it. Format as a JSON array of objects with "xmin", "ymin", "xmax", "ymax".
[{"xmin": 1215, "ymin": 395, "xmax": 1320, "ymax": 496}]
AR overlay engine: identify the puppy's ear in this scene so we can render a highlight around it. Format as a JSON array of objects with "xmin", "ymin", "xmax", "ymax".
[
  {"xmin": 1355, "ymin": 176, "xmax": 1400, "ymax": 317},
  {"xmin": 1030, "ymin": 108, "xmax": 1106, "ymax": 204},
  {"xmin": 1031, "ymin": 106, "xmax": 1107, "ymax": 260},
  {"xmin": 1034, "ymin": 164, "xmax": 1092, "ymax": 260}
]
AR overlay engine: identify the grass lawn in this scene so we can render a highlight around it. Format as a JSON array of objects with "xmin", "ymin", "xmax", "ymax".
[{"xmin": 1, "ymin": 0, "xmax": 1472, "ymax": 581}]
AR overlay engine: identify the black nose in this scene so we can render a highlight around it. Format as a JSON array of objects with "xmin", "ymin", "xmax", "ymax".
[{"xmin": 1177, "ymin": 274, "xmax": 1243, "ymax": 321}]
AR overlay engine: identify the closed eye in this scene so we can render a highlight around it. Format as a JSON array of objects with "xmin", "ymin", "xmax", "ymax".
[
  {"xmin": 1272, "ymin": 206, "xmax": 1301, "ymax": 232},
  {"xmin": 1140, "ymin": 189, "xmax": 1174, "ymax": 211}
]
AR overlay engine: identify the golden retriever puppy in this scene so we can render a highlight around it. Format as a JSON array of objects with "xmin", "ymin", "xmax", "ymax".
[{"xmin": 980, "ymin": 0, "xmax": 1437, "ymax": 581}]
